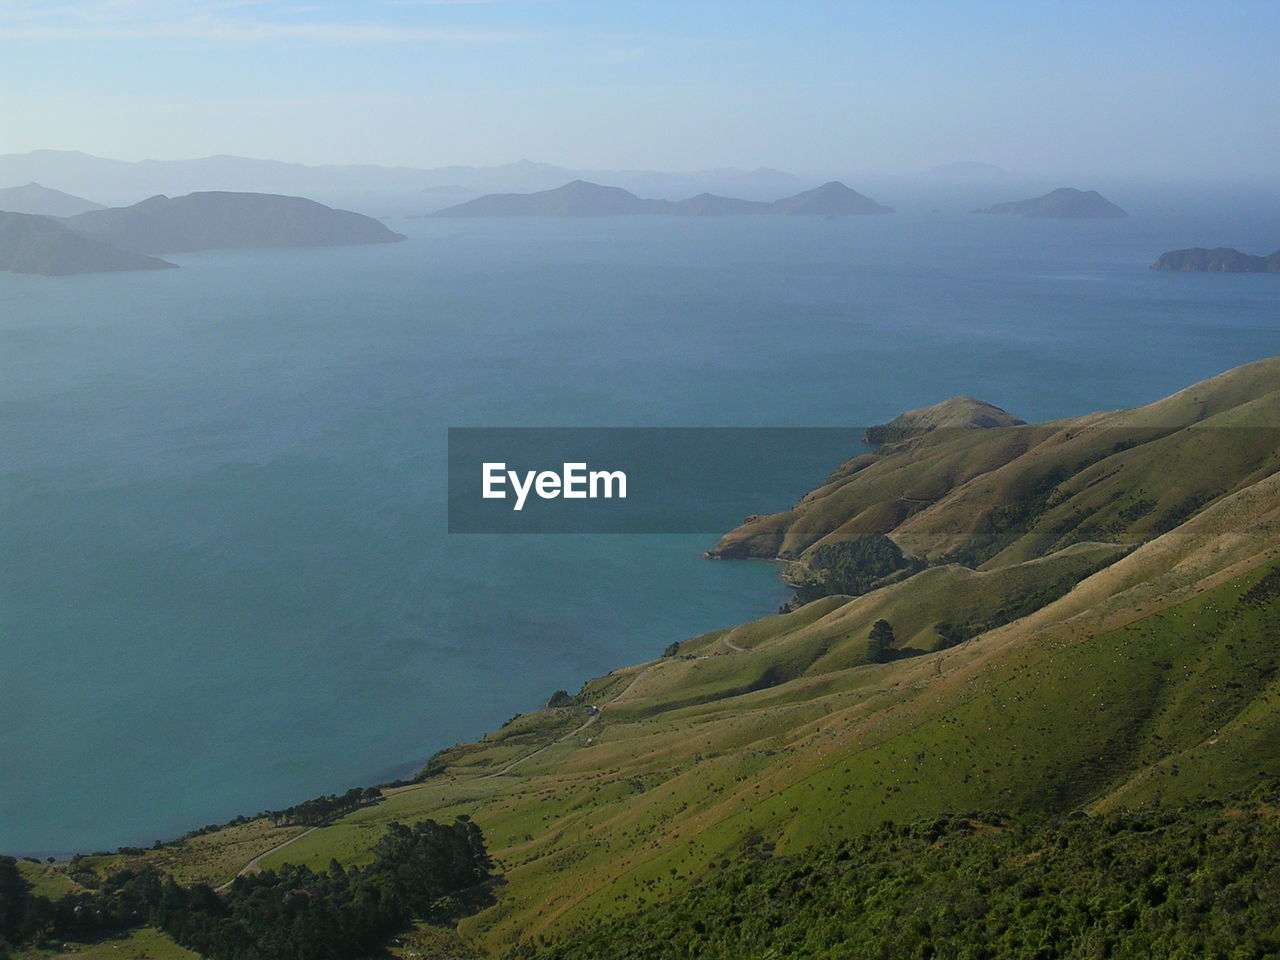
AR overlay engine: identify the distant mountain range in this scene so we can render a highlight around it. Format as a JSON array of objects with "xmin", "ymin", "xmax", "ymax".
[
  {"xmin": 1152, "ymin": 247, "xmax": 1280, "ymax": 273},
  {"xmin": 974, "ymin": 186, "xmax": 1127, "ymax": 218},
  {"xmin": 433, "ymin": 179, "xmax": 892, "ymax": 217},
  {"xmin": 1, "ymin": 150, "xmax": 1074, "ymax": 219},
  {"xmin": 0, "ymin": 182, "xmax": 104, "ymax": 217},
  {"xmin": 0, "ymin": 151, "xmax": 812, "ymax": 211},
  {"xmin": 0, "ymin": 191, "xmax": 403, "ymax": 276}
]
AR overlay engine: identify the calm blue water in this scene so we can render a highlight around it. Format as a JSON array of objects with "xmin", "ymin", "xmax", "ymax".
[{"xmin": 2, "ymin": 201, "xmax": 1278, "ymax": 856}]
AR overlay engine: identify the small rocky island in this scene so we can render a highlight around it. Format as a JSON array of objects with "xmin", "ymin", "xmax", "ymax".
[
  {"xmin": 1152, "ymin": 247, "xmax": 1280, "ymax": 273},
  {"xmin": 974, "ymin": 187, "xmax": 1127, "ymax": 219}
]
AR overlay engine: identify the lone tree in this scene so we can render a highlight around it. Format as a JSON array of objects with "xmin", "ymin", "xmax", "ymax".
[{"xmin": 867, "ymin": 619, "xmax": 895, "ymax": 663}]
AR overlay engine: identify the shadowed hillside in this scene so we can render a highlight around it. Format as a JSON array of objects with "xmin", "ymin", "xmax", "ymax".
[{"xmin": 0, "ymin": 211, "xmax": 175, "ymax": 276}]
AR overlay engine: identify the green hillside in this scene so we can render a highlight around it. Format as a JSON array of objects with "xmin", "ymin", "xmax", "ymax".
[
  {"xmin": 527, "ymin": 792, "xmax": 1280, "ymax": 960},
  {"xmin": 710, "ymin": 356, "xmax": 1279, "ymax": 582},
  {"xmin": 10, "ymin": 359, "xmax": 1278, "ymax": 958}
]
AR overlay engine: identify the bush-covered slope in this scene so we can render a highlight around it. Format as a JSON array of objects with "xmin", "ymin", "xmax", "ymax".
[{"xmin": 524, "ymin": 794, "xmax": 1280, "ymax": 960}]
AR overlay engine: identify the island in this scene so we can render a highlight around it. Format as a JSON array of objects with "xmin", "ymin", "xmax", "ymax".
[
  {"xmin": 974, "ymin": 186, "xmax": 1128, "ymax": 218},
  {"xmin": 667, "ymin": 192, "xmax": 773, "ymax": 216},
  {"xmin": 62, "ymin": 191, "xmax": 406, "ymax": 254},
  {"xmin": 770, "ymin": 180, "xmax": 893, "ymax": 215},
  {"xmin": 0, "ymin": 211, "xmax": 176, "ymax": 275},
  {"xmin": 1152, "ymin": 246, "xmax": 1280, "ymax": 273},
  {"xmin": 432, "ymin": 179, "xmax": 665, "ymax": 217},
  {"xmin": 432, "ymin": 179, "xmax": 893, "ymax": 217}
]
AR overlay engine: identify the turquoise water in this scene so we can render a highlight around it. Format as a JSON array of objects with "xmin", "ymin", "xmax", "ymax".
[{"xmin": 2, "ymin": 205, "xmax": 1278, "ymax": 855}]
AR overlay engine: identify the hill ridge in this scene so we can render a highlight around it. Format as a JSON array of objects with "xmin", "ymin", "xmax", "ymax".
[{"xmin": 433, "ymin": 179, "xmax": 892, "ymax": 217}]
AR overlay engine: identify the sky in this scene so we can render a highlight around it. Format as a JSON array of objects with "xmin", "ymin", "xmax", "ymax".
[{"xmin": 1, "ymin": 0, "xmax": 1277, "ymax": 177}]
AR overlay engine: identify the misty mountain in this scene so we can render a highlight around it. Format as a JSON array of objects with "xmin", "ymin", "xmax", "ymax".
[
  {"xmin": 0, "ymin": 182, "xmax": 105, "ymax": 217},
  {"xmin": 0, "ymin": 151, "xmax": 812, "ymax": 215},
  {"xmin": 417, "ymin": 184, "xmax": 478, "ymax": 214},
  {"xmin": 63, "ymin": 191, "xmax": 405, "ymax": 254},
  {"xmin": 433, "ymin": 180, "xmax": 893, "ymax": 218},
  {"xmin": 770, "ymin": 181, "xmax": 893, "ymax": 215},
  {"xmin": 923, "ymin": 161, "xmax": 1010, "ymax": 179},
  {"xmin": 667, "ymin": 193, "xmax": 773, "ymax": 216},
  {"xmin": 974, "ymin": 187, "xmax": 1128, "ymax": 218},
  {"xmin": 432, "ymin": 180, "xmax": 666, "ymax": 217},
  {"xmin": 0, "ymin": 212, "xmax": 175, "ymax": 275}
]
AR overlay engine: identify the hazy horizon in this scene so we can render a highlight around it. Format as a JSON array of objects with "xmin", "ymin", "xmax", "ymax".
[{"xmin": 2, "ymin": 1, "xmax": 1277, "ymax": 180}]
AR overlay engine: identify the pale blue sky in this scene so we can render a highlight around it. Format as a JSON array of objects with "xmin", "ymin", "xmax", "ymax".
[{"xmin": 2, "ymin": 0, "xmax": 1276, "ymax": 175}]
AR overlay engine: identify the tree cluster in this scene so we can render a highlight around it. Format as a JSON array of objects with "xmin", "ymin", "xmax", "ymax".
[
  {"xmin": 268, "ymin": 786, "xmax": 382, "ymax": 827},
  {"xmin": 789, "ymin": 535, "xmax": 916, "ymax": 608},
  {"xmin": 0, "ymin": 818, "xmax": 494, "ymax": 960}
]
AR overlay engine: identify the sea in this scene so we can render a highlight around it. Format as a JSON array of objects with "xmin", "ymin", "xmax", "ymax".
[{"xmin": 2, "ymin": 185, "xmax": 1278, "ymax": 856}]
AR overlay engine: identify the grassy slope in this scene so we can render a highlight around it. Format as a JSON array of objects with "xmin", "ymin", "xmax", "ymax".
[
  {"xmin": 710, "ymin": 356, "xmax": 1279, "ymax": 573},
  {"xmin": 134, "ymin": 517, "xmax": 1273, "ymax": 953},
  {"xmin": 224, "ymin": 552, "xmax": 1276, "ymax": 955},
  {"xmin": 58, "ymin": 359, "xmax": 1280, "ymax": 956},
  {"xmin": 14, "ymin": 927, "xmax": 199, "ymax": 960}
]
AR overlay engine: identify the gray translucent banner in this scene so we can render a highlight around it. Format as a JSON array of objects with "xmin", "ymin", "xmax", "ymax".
[
  {"xmin": 448, "ymin": 427, "xmax": 867, "ymax": 533},
  {"xmin": 447, "ymin": 426, "xmax": 1280, "ymax": 535}
]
